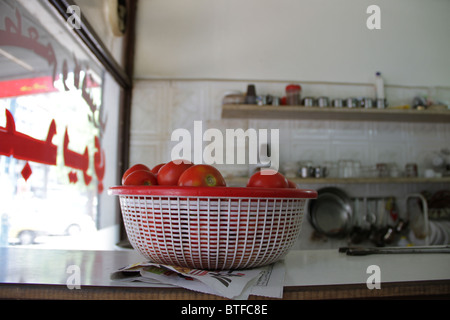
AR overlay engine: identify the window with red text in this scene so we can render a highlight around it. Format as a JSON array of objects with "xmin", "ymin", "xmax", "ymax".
[{"xmin": 0, "ymin": 0, "xmax": 121, "ymax": 248}]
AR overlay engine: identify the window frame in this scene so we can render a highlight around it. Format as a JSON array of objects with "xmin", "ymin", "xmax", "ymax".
[{"xmin": 48, "ymin": 0, "xmax": 137, "ymax": 244}]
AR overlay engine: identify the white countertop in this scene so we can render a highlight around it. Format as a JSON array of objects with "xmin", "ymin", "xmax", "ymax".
[
  {"xmin": 1, "ymin": 247, "xmax": 449, "ymax": 289},
  {"xmin": 284, "ymin": 249, "xmax": 450, "ymax": 286}
]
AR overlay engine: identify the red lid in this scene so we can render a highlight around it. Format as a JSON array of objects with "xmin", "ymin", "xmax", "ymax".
[{"xmin": 286, "ymin": 84, "xmax": 301, "ymax": 92}]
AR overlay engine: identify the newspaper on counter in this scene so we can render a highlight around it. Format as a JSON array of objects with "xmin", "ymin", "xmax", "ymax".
[{"xmin": 111, "ymin": 260, "xmax": 285, "ymax": 300}]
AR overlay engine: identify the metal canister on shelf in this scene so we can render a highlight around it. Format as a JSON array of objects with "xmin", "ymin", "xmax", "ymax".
[
  {"xmin": 405, "ymin": 163, "xmax": 418, "ymax": 177},
  {"xmin": 345, "ymin": 98, "xmax": 359, "ymax": 108},
  {"xmin": 303, "ymin": 97, "xmax": 315, "ymax": 107},
  {"xmin": 361, "ymin": 97, "xmax": 373, "ymax": 109},
  {"xmin": 256, "ymin": 95, "xmax": 266, "ymax": 106},
  {"xmin": 318, "ymin": 96, "xmax": 329, "ymax": 108},
  {"xmin": 245, "ymin": 84, "xmax": 257, "ymax": 104},
  {"xmin": 285, "ymin": 84, "xmax": 301, "ymax": 106},
  {"xmin": 376, "ymin": 163, "xmax": 389, "ymax": 177},
  {"xmin": 376, "ymin": 98, "xmax": 387, "ymax": 109},
  {"xmin": 272, "ymin": 96, "xmax": 280, "ymax": 106},
  {"xmin": 314, "ymin": 166, "xmax": 323, "ymax": 178},
  {"xmin": 332, "ymin": 98, "xmax": 344, "ymax": 108},
  {"xmin": 299, "ymin": 166, "xmax": 310, "ymax": 178}
]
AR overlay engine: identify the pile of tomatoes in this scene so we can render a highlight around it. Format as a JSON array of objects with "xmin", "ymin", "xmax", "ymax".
[{"xmin": 122, "ymin": 159, "xmax": 297, "ymax": 189}]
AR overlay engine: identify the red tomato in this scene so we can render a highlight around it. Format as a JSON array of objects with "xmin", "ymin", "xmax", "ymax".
[
  {"xmin": 157, "ymin": 159, "xmax": 194, "ymax": 185},
  {"xmin": 151, "ymin": 163, "xmax": 165, "ymax": 174},
  {"xmin": 122, "ymin": 164, "xmax": 151, "ymax": 184},
  {"xmin": 246, "ymin": 169, "xmax": 289, "ymax": 188},
  {"xmin": 178, "ymin": 164, "xmax": 226, "ymax": 187},
  {"xmin": 123, "ymin": 170, "xmax": 157, "ymax": 186},
  {"xmin": 287, "ymin": 179, "xmax": 297, "ymax": 188}
]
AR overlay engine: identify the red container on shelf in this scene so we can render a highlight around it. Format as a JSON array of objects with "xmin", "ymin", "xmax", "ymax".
[{"xmin": 285, "ymin": 84, "xmax": 301, "ymax": 106}]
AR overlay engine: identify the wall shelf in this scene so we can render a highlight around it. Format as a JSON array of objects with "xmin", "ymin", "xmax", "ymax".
[
  {"xmin": 222, "ymin": 103, "xmax": 450, "ymax": 187},
  {"xmin": 221, "ymin": 104, "xmax": 450, "ymax": 123},
  {"xmin": 226, "ymin": 176, "xmax": 450, "ymax": 185}
]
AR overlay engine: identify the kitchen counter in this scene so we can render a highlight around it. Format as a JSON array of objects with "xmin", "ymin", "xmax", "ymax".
[{"xmin": 0, "ymin": 247, "xmax": 449, "ymax": 299}]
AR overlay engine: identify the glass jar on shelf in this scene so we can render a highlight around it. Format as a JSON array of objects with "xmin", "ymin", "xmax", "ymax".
[{"xmin": 285, "ymin": 84, "xmax": 301, "ymax": 106}]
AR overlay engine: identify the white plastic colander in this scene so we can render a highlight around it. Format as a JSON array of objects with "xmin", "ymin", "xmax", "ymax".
[{"xmin": 109, "ymin": 186, "xmax": 317, "ymax": 270}]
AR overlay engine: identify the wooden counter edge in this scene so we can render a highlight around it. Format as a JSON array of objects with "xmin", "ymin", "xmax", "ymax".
[{"xmin": 1, "ymin": 280, "xmax": 449, "ymax": 300}]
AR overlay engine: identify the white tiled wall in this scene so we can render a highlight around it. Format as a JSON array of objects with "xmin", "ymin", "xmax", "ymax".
[
  {"xmin": 129, "ymin": 79, "xmax": 450, "ymax": 248},
  {"xmin": 130, "ymin": 79, "xmax": 450, "ymax": 173}
]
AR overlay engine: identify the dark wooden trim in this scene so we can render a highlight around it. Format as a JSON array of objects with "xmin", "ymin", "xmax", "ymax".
[
  {"xmin": 48, "ymin": 0, "xmax": 132, "ymax": 89},
  {"xmin": 117, "ymin": 0, "xmax": 137, "ymax": 243},
  {"xmin": 118, "ymin": 0, "xmax": 137, "ymax": 178},
  {"xmin": 281, "ymin": 280, "xmax": 450, "ymax": 300},
  {"xmin": 1, "ymin": 280, "xmax": 449, "ymax": 300}
]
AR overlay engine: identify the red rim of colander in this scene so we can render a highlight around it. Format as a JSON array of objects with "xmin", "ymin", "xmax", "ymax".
[{"xmin": 108, "ymin": 185, "xmax": 317, "ymax": 199}]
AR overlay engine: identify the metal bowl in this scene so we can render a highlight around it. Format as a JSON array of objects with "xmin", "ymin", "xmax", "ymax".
[{"xmin": 308, "ymin": 187, "xmax": 353, "ymax": 238}]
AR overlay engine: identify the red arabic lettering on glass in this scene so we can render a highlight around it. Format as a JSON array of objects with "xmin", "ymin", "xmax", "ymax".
[
  {"xmin": 0, "ymin": 109, "xmax": 57, "ymax": 166},
  {"xmin": 0, "ymin": 7, "xmax": 108, "ymax": 192},
  {"xmin": 0, "ymin": 109, "xmax": 57, "ymax": 181},
  {"xmin": 63, "ymin": 127, "xmax": 92, "ymax": 186},
  {"xmin": 94, "ymin": 136, "xmax": 106, "ymax": 193}
]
